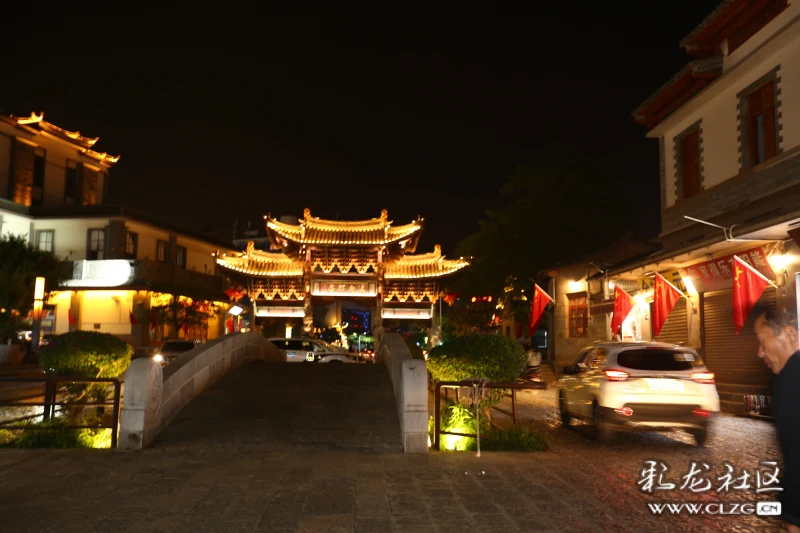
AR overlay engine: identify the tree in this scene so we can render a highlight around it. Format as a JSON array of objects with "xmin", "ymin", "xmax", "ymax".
[
  {"xmin": 455, "ymin": 163, "xmax": 637, "ymax": 320},
  {"xmin": 151, "ymin": 296, "xmax": 221, "ymax": 338},
  {"xmin": 0, "ymin": 235, "xmax": 65, "ymax": 343}
]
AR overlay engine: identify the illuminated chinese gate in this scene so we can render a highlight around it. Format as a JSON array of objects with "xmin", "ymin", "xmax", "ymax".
[{"xmin": 215, "ymin": 209, "xmax": 469, "ymax": 338}]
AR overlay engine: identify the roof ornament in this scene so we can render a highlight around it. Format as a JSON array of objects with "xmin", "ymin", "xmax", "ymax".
[
  {"xmin": 303, "ymin": 208, "xmax": 311, "ymax": 220},
  {"xmin": 16, "ymin": 112, "xmax": 44, "ymax": 125}
]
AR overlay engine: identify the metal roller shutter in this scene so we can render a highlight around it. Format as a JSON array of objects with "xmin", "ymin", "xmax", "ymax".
[
  {"xmin": 654, "ymin": 300, "xmax": 688, "ymax": 345},
  {"xmin": 702, "ymin": 288, "xmax": 775, "ymax": 387}
]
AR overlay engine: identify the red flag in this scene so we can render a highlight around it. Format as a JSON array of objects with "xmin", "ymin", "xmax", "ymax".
[
  {"xmin": 733, "ymin": 255, "xmax": 772, "ymax": 334},
  {"xmin": 129, "ymin": 309, "xmax": 138, "ymax": 326},
  {"xmin": 226, "ymin": 316, "xmax": 234, "ymax": 333},
  {"xmin": 529, "ymin": 284, "xmax": 554, "ymax": 331},
  {"xmin": 610, "ymin": 285, "xmax": 635, "ymax": 336},
  {"xmin": 68, "ymin": 308, "xmax": 75, "ymax": 326},
  {"xmin": 653, "ymin": 273, "xmax": 684, "ymax": 337}
]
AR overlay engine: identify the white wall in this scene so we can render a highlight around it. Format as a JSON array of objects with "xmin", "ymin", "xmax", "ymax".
[
  {"xmin": 80, "ymin": 290, "xmax": 133, "ymax": 336},
  {"xmin": 0, "ymin": 208, "xmax": 32, "ymax": 240},
  {"xmin": 126, "ymin": 221, "xmax": 170, "ymax": 261},
  {"xmin": 659, "ymin": 15, "xmax": 800, "ymax": 207},
  {"xmin": 32, "ymin": 217, "xmax": 108, "ymax": 260}
]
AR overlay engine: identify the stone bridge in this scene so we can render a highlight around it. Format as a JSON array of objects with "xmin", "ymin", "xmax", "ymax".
[{"xmin": 119, "ymin": 332, "xmax": 428, "ymax": 453}]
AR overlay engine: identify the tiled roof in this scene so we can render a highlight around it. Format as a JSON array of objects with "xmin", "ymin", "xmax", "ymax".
[
  {"xmin": 384, "ymin": 245, "xmax": 470, "ymax": 279},
  {"xmin": 3, "ymin": 112, "xmax": 120, "ymax": 165},
  {"xmin": 266, "ymin": 208, "xmax": 422, "ymax": 245},
  {"xmin": 215, "ymin": 242, "xmax": 304, "ymax": 277}
]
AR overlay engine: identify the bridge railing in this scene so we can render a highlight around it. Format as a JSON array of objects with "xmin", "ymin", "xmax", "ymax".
[
  {"xmin": 376, "ymin": 333, "xmax": 428, "ymax": 453},
  {"xmin": 118, "ymin": 332, "xmax": 281, "ymax": 449}
]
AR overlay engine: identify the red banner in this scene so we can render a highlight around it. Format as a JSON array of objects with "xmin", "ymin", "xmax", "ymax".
[
  {"xmin": 681, "ymin": 247, "xmax": 775, "ymax": 293},
  {"xmin": 68, "ymin": 309, "xmax": 76, "ymax": 326},
  {"xmin": 129, "ymin": 309, "xmax": 138, "ymax": 326},
  {"xmin": 653, "ymin": 273, "xmax": 684, "ymax": 337},
  {"xmin": 529, "ymin": 284, "xmax": 553, "ymax": 331},
  {"xmin": 733, "ymin": 255, "xmax": 772, "ymax": 334},
  {"xmin": 610, "ymin": 285, "xmax": 634, "ymax": 336}
]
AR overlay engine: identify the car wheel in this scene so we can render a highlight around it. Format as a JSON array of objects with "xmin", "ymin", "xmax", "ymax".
[
  {"xmin": 559, "ymin": 391, "xmax": 572, "ymax": 427},
  {"xmin": 692, "ymin": 429, "xmax": 708, "ymax": 447},
  {"xmin": 593, "ymin": 402, "xmax": 615, "ymax": 444}
]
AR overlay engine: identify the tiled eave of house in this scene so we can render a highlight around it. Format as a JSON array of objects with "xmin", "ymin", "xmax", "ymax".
[
  {"xmin": 384, "ymin": 246, "xmax": 470, "ymax": 279},
  {"xmin": 215, "ymin": 242, "xmax": 304, "ymax": 277},
  {"xmin": 265, "ymin": 209, "xmax": 423, "ymax": 246},
  {"xmin": 680, "ymin": 0, "xmax": 788, "ymax": 56},
  {"xmin": 632, "ymin": 56, "xmax": 723, "ymax": 129}
]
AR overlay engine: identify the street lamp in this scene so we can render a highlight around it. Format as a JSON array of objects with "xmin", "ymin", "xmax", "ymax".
[{"xmin": 31, "ymin": 277, "xmax": 45, "ymax": 352}]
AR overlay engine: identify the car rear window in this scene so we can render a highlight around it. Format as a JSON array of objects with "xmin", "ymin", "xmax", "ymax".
[
  {"xmin": 270, "ymin": 340, "xmax": 305, "ymax": 351},
  {"xmin": 162, "ymin": 341, "xmax": 195, "ymax": 352},
  {"xmin": 616, "ymin": 349, "xmax": 703, "ymax": 371}
]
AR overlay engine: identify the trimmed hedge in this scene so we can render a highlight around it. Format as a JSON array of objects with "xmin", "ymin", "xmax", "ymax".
[
  {"xmin": 38, "ymin": 331, "xmax": 133, "ymax": 378},
  {"xmin": 427, "ymin": 334, "xmax": 527, "ymax": 384}
]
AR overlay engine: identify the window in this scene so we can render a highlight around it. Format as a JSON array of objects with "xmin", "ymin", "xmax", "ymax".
[
  {"xmin": 31, "ymin": 148, "xmax": 46, "ymax": 207},
  {"xmin": 568, "ymin": 292, "xmax": 588, "ymax": 337},
  {"xmin": 65, "ymin": 161, "xmax": 79, "ymax": 205},
  {"xmin": 590, "ymin": 348, "xmax": 608, "ymax": 370},
  {"xmin": 176, "ymin": 245, "xmax": 187, "ymax": 268},
  {"xmin": 87, "ymin": 229, "xmax": 105, "ymax": 260},
  {"xmin": 156, "ymin": 240, "xmax": 168, "ymax": 263},
  {"xmin": 125, "ymin": 232, "xmax": 138, "ymax": 259},
  {"xmin": 616, "ymin": 349, "xmax": 703, "ymax": 371},
  {"xmin": 36, "ymin": 230, "xmax": 54, "ymax": 253},
  {"xmin": 746, "ymin": 80, "xmax": 777, "ymax": 167},
  {"xmin": 678, "ymin": 128, "xmax": 701, "ymax": 199}
]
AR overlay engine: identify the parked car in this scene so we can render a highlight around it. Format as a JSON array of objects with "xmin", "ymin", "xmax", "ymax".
[
  {"xmin": 317, "ymin": 352, "xmax": 358, "ymax": 363},
  {"xmin": 153, "ymin": 339, "xmax": 198, "ymax": 366},
  {"xmin": 557, "ymin": 341, "xmax": 720, "ymax": 446},
  {"xmin": 268, "ymin": 338, "xmax": 331, "ymax": 362}
]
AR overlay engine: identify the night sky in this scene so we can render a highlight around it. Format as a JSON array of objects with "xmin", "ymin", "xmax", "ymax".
[{"xmin": 3, "ymin": 6, "xmax": 719, "ymax": 254}]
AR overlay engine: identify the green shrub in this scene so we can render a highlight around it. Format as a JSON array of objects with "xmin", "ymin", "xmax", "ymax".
[
  {"xmin": 481, "ymin": 426, "xmax": 548, "ymax": 452},
  {"xmin": 427, "ymin": 334, "xmax": 527, "ymax": 384},
  {"xmin": 0, "ymin": 418, "xmax": 112, "ymax": 449},
  {"xmin": 38, "ymin": 331, "xmax": 133, "ymax": 378},
  {"xmin": 429, "ymin": 403, "xmax": 547, "ymax": 452}
]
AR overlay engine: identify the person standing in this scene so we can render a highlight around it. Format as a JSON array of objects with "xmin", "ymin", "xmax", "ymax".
[{"xmin": 754, "ymin": 308, "xmax": 800, "ymax": 533}]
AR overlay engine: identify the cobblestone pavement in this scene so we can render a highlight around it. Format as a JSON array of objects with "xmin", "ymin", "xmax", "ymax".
[{"xmin": 0, "ymin": 365, "xmax": 785, "ymax": 533}]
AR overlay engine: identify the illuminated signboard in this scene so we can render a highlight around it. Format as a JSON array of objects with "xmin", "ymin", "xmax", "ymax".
[
  {"xmin": 381, "ymin": 307, "xmax": 433, "ymax": 319},
  {"xmin": 61, "ymin": 260, "xmax": 135, "ymax": 288},
  {"xmin": 311, "ymin": 279, "xmax": 378, "ymax": 297},
  {"xmin": 255, "ymin": 306, "xmax": 305, "ymax": 318}
]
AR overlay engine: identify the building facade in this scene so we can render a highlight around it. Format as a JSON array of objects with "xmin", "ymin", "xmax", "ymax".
[
  {"xmin": 609, "ymin": 0, "xmax": 800, "ymax": 413},
  {"xmin": 0, "ymin": 112, "xmax": 235, "ymax": 350},
  {"xmin": 215, "ymin": 209, "xmax": 469, "ymax": 342}
]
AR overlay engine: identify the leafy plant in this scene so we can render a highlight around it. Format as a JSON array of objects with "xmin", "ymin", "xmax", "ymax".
[
  {"xmin": 0, "ymin": 417, "xmax": 111, "ymax": 449},
  {"xmin": 427, "ymin": 334, "xmax": 527, "ymax": 384},
  {"xmin": 0, "ymin": 234, "xmax": 65, "ymax": 343},
  {"xmin": 37, "ymin": 331, "xmax": 132, "ymax": 417},
  {"xmin": 38, "ymin": 331, "xmax": 133, "ymax": 378},
  {"xmin": 481, "ymin": 426, "xmax": 548, "ymax": 452}
]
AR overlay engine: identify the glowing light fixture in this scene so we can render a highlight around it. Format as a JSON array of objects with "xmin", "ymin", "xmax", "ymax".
[
  {"xmin": 229, "ymin": 305, "xmax": 244, "ymax": 316},
  {"xmin": 683, "ymin": 276, "xmax": 698, "ymax": 296},
  {"xmin": 34, "ymin": 277, "xmax": 45, "ymax": 301}
]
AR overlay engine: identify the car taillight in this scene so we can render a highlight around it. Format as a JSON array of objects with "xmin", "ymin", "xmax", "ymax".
[
  {"xmin": 692, "ymin": 408, "xmax": 712, "ymax": 418},
  {"xmin": 605, "ymin": 369, "xmax": 629, "ymax": 382},
  {"xmin": 691, "ymin": 372, "xmax": 715, "ymax": 384},
  {"xmin": 615, "ymin": 407, "xmax": 633, "ymax": 416}
]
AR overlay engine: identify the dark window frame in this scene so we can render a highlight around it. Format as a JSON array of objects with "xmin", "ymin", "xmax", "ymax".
[
  {"xmin": 176, "ymin": 245, "xmax": 187, "ymax": 268},
  {"xmin": 36, "ymin": 230, "xmax": 54, "ymax": 253},
  {"xmin": 65, "ymin": 160, "xmax": 80, "ymax": 205},
  {"xmin": 87, "ymin": 228, "xmax": 106, "ymax": 260},
  {"xmin": 31, "ymin": 147, "xmax": 46, "ymax": 206},
  {"xmin": 156, "ymin": 240, "xmax": 169, "ymax": 263},
  {"xmin": 567, "ymin": 292, "xmax": 589, "ymax": 338},
  {"xmin": 125, "ymin": 232, "xmax": 138, "ymax": 259},
  {"xmin": 673, "ymin": 121, "xmax": 703, "ymax": 201},
  {"xmin": 738, "ymin": 68, "xmax": 781, "ymax": 170}
]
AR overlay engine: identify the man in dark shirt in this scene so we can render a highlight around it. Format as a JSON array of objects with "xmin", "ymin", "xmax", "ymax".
[{"xmin": 755, "ymin": 309, "xmax": 800, "ymax": 533}]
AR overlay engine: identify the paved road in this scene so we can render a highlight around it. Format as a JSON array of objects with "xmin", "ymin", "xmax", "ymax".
[
  {"xmin": 0, "ymin": 365, "xmax": 784, "ymax": 533},
  {"xmin": 153, "ymin": 361, "xmax": 403, "ymax": 453}
]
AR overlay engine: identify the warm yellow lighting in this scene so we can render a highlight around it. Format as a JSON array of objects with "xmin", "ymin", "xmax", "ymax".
[
  {"xmin": 285, "ymin": 325, "xmax": 293, "ymax": 338},
  {"xmin": 608, "ymin": 280, "xmax": 616, "ymax": 290},
  {"xmin": 568, "ymin": 280, "xmax": 585, "ymax": 292},
  {"xmin": 32, "ymin": 300, "xmax": 44, "ymax": 321},
  {"xmin": 34, "ymin": 277, "xmax": 45, "ymax": 301},
  {"xmin": 16, "ymin": 112, "xmax": 44, "ymax": 125},
  {"xmin": 767, "ymin": 254, "xmax": 794, "ymax": 273},
  {"xmin": 683, "ymin": 276, "xmax": 698, "ymax": 296}
]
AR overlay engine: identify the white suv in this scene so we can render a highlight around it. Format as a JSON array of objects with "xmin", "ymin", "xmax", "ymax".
[{"xmin": 557, "ymin": 342, "xmax": 720, "ymax": 446}]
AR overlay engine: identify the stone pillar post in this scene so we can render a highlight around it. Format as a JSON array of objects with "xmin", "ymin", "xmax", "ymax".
[
  {"xmin": 69, "ymin": 291, "xmax": 82, "ymax": 332},
  {"xmin": 130, "ymin": 291, "xmax": 151, "ymax": 352}
]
